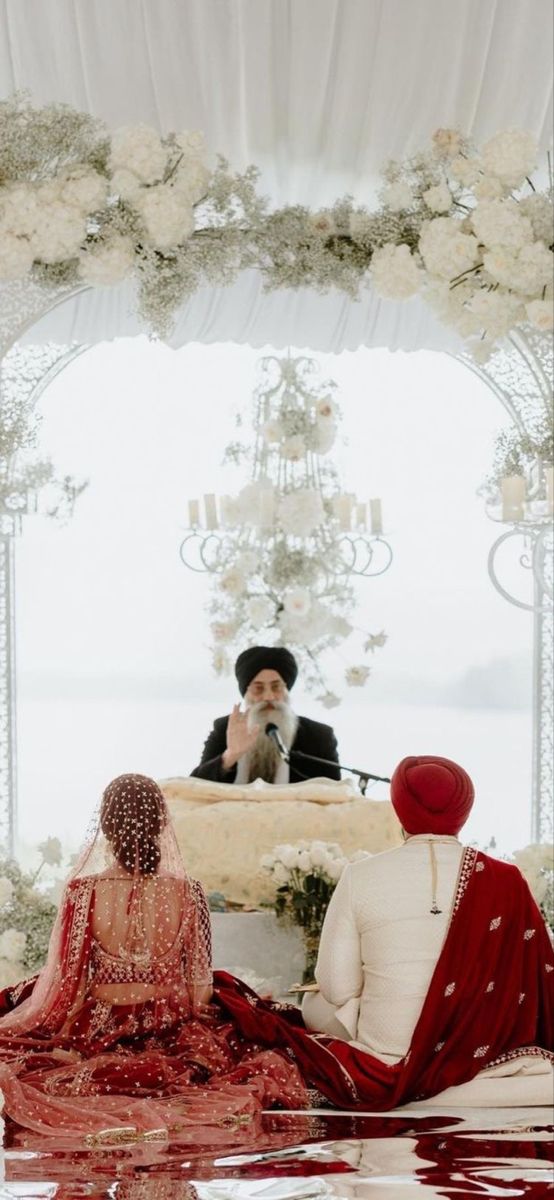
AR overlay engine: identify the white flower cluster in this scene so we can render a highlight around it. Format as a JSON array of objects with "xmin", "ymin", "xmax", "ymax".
[
  {"xmin": 373, "ymin": 128, "xmax": 553, "ymax": 350},
  {"xmin": 260, "ymin": 840, "xmax": 369, "ymax": 886},
  {"xmin": 0, "ymin": 117, "xmax": 208, "ymax": 283},
  {"xmin": 277, "ymin": 488, "xmax": 326, "ymax": 537},
  {"xmin": 512, "ymin": 843, "xmax": 554, "ymax": 918}
]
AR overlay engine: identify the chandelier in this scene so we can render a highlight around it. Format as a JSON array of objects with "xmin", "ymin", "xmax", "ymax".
[
  {"xmin": 180, "ymin": 354, "xmax": 392, "ymax": 702},
  {"xmin": 484, "ymin": 457, "xmax": 553, "ymax": 613}
]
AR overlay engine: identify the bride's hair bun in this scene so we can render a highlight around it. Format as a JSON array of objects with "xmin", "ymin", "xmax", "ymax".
[{"xmin": 100, "ymin": 774, "xmax": 167, "ymax": 875}]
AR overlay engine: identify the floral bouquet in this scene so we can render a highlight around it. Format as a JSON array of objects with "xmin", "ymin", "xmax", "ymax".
[
  {"xmin": 260, "ymin": 839, "xmax": 368, "ymax": 984},
  {"xmin": 0, "ymin": 837, "xmax": 68, "ymax": 988},
  {"xmin": 512, "ymin": 843, "xmax": 554, "ymax": 931}
]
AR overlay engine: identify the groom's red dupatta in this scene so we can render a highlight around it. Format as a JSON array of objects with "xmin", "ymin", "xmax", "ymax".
[{"xmin": 214, "ymin": 849, "xmax": 554, "ymax": 1109}]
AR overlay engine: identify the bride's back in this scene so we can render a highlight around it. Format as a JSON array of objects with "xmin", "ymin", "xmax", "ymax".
[{"xmin": 89, "ymin": 873, "xmax": 188, "ymax": 1004}]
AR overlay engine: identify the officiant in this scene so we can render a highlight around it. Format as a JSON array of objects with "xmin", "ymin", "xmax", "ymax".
[{"xmin": 190, "ymin": 645, "xmax": 341, "ymax": 784}]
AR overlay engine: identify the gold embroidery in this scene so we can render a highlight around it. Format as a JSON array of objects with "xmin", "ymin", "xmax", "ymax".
[{"xmin": 473, "ymin": 1045, "xmax": 489, "ymax": 1058}]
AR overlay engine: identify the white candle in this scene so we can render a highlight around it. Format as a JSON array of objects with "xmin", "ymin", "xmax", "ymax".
[
  {"xmin": 355, "ymin": 502, "xmax": 367, "ymax": 529},
  {"xmin": 337, "ymin": 494, "xmax": 353, "ymax": 531},
  {"xmin": 188, "ymin": 499, "xmax": 200, "ymax": 527},
  {"xmin": 501, "ymin": 475, "xmax": 525, "ymax": 522},
  {"xmin": 546, "ymin": 466, "xmax": 553, "ymax": 515},
  {"xmin": 370, "ymin": 498, "xmax": 382, "ymax": 535},
  {"xmin": 203, "ymin": 493, "xmax": 218, "ymax": 530},
  {"xmin": 219, "ymin": 495, "xmax": 233, "ymax": 526},
  {"xmin": 259, "ymin": 487, "xmax": 275, "ymax": 528}
]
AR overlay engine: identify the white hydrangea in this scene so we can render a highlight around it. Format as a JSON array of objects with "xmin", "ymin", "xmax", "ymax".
[
  {"xmin": 283, "ymin": 588, "xmax": 311, "ymax": 618},
  {"xmin": 473, "ymin": 176, "xmax": 506, "ymax": 201},
  {"xmin": 471, "ymin": 199, "xmax": 533, "ymax": 251},
  {"xmin": 109, "ymin": 124, "xmax": 168, "ymax": 184},
  {"xmin": 136, "ymin": 183, "xmax": 195, "ymax": 249},
  {"xmin": 481, "ymin": 130, "xmax": 538, "ymax": 188},
  {"xmin": 422, "ymin": 183, "xmax": 453, "ymax": 213},
  {"xmin": 58, "ymin": 166, "xmax": 108, "ymax": 214},
  {"xmin": 233, "ymin": 482, "xmax": 266, "ymax": 526},
  {"xmin": 526, "ymin": 299, "xmax": 554, "ymax": 331},
  {"xmin": 419, "ymin": 217, "xmax": 479, "ymax": 279},
  {"xmin": 210, "ymin": 620, "xmax": 236, "ymax": 644},
  {"xmin": 235, "ymin": 549, "xmax": 261, "ymax": 575},
  {"xmin": 345, "ymin": 664, "xmax": 371, "ymax": 687},
  {"xmin": 219, "ymin": 567, "xmax": 246, "ymax": 597},
  {"xmin": 109, "ymin": 168, "xmax": 143, "ymax": 203},
  {"xmin": 519, "ymin": 195, "xmax": 554, "ymax": 244},
  {"xmin": 0, "ymin": 233, "xmax": 35, "ymax": 280},
  {"xmin": 0, "ymin": 876, "xmax": 14, "ymax": 907},
  {"xmin": 448, "ymin": 155, "xmax": 482, "ymax": 187},
  {"xmin": 381, "ymin": 180, "xmax": 414, "ymax": 211},
  {"xmin": 172, "ymin": 159, "xmax": 210, "ymax": 205},
  {"xmin": 246, "ymin": 595, "xmax": 275, "ymax": 628},
  {"xmin": 261, "ymin": 419, "xmax": 283, "ymax": 444},
  {"xmin": 0, "ymin": 928, "xmax": 26, "ymax": 963},
  {"xmin": 467, "ymin": 290, "xmax": 525, "ymax": 338},
  {"xmin": 370, "ymin": 243, "xmax": 421, "ymax": 299},
  {"xmin": 30, "ymin": 202, "xmax": 86, "ymax": 262},
  {"xmin": 278, "ymin": 488, "xmax": 325, "ymax": 536},
  {"xmin": 281, "ymin": 435, "xmax": 306, "ymax": 462},
  {"xmin": 79, "ymin": 236, "xmax": 135, "ymax": 285},
  {"xmin": 483, "ymin": 243, "xmax": 553, "ymax": 296}
]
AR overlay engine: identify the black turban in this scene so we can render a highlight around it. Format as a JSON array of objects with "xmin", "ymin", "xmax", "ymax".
[{"xmin": 235, "ymin": 646, "xmax": 298, "ymax": 696}]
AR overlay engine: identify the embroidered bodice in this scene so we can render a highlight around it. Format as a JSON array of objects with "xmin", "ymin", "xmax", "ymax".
[{"xmin": 89, "ymin": 930, "xmax": 187, "ymax": 986}]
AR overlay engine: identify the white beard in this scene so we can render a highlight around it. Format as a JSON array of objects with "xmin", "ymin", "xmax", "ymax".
[{"xmin": 240, "ymin": 700, "xmax": 299, "ymax": 784}]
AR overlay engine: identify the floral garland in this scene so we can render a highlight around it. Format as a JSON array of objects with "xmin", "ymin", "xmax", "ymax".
[{"xmin": 0, "ymin": 97, "xmax": 552, "ymax": 349}]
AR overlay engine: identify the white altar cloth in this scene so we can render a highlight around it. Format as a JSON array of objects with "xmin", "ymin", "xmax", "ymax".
[{"xmin": 161, "ymin": 776, "xmax": 402, "ymax": 904}]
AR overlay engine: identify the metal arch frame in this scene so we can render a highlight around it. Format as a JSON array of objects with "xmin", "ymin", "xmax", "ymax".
[
  {"xmin": 0, "ymin": 280, "xmax": 551, "ymax": 848},
  {"xmin": 0, "ymin": 342, "xmax": 89, "ymax": 855}
]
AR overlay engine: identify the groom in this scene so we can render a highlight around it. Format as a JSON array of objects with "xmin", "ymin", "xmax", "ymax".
[{"xmin": 190, "ymin": 645, "xmax": 341, "ymax": 784}]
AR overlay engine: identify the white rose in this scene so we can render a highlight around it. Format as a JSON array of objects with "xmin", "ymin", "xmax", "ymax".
[
  {"xmin": 273, "ymin": 862, "xmax": 290, "ymax": 886},
  {"xmin": 261, "ymin": 419, "xmax": 283, "ymax": 444},
  {"xmin": 297, "ymin": 851, "xmax": 313, "ymax": 872},
  {"xmin": 279, "ymin": 847, "xmax": 301, "ymax": 869},
  {"xmin": 58, "ymin": 167, "xmax": 108, "ymax": 214},
  {"xmin": 311, "ymin": 421, "xmax": 337, "ymax": 455},
  {"xmin": 0, "ymin": 877, "xmax": 14, "ymax": 907},
  {"xmin": 260, "ymin": 853, "xmax": 276, "ymax": 872},
  {"xmin": 308, "ymin": 843, "xmax": 329, "ymax": 868},
  {"xmin": 0, "ymin": 928, "xmax": 26, "ymax": 963},
  {"xmin": 283, "ymin": 588, "xmax": 311, "ymax": 618},
  {"xmin": 109, "ymin": 124, "xmax": 167, "ymax": 184},
  {"xmin": 210, "ymin": 620, "xmax": 235, "ymax": 644},
  {"xmin": 0, "ymin": 233, "xmax": 35, "ymax": 280},
  {"xmin": 381, "ymin": 181, "xmax": 414, "ymax": 212},
  {"xmin": 316, "ymin": 396, "xmax": 337, "ymax": 420},
  {"xmin": 246, "ymin": 596, "xmax": 275, "ymax": 629},
  {"xmin": 422, "ymin": 183, "xmax": 453, "ymax": 213},
  {"xmin": 327, "ymin": 859, "xmax": 345, "ymax": 882},
  {"xmin": 526, "ymin": 299, "xmax": 554, "ymax": 331},
  {"xmin": 370, "ymin": 243, "xmax": 421, "ymax": 299},
  {"xmin": 136, "ymin": 183, "xmax": 195, "ymax": 249},
  {"xmin": 471, "ymin": 199, "xmax": 533, "ymax": 251},
  {"xmin": 282, "ymin": 435, "xmax": 306, "ymax": 462},
  {"xmin": 481, "ymin": 130, "xmax": 538, "ymax": 188},
  {"xmin": 219, "ymin": 567, "xmax": 246, "ymax": 597},
  {"xmin": 78, "ymin": 236, "xmax": 135, "ymax": 285}
]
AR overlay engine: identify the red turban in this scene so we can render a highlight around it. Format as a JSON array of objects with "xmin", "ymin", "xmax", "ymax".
[{"xmin": 391, "ymin": 755, "xmax": 474, "ymax": 836}]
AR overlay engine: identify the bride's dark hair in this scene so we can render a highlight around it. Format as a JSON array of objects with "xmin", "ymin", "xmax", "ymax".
[{"xmin": 100, "ymin": 774, "xmax": 167, "ymax": 876}]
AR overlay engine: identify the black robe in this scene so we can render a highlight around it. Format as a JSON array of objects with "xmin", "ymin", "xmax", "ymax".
[{"xmin": 190, "ymin": 714, "xmax": 341, "ymax": 783}]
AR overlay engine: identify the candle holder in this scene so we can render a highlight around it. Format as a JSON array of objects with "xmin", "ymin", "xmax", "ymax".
[{"xmin": 484, "ymin": 459, "xmax": 553, "ymax": 613}]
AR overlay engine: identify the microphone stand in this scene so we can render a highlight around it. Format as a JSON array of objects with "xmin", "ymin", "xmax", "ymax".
[{"xmin": 285, "ymin": 749, "xmax": 391, "ymax": 796}]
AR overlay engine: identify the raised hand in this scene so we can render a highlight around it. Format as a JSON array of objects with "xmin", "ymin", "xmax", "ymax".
[{"xmin": 222, "ymin": 704, "xmax": 261, "ymax": 770}]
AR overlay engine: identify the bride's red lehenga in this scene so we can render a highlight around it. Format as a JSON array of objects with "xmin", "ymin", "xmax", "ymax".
[{"xmin": 0, "ymin": 775, "xmax": 306, "ymax": 1143}]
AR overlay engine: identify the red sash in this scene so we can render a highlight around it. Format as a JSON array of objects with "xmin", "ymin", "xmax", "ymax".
[{"xmin": 215, "ymin": 849, "xmax": 554, "ymax": 1109}]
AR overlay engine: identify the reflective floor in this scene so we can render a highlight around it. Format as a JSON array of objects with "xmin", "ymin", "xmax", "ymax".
[{"xmin": 1, "ymin": 1108, "xmax": 552, "ymax": 1198}]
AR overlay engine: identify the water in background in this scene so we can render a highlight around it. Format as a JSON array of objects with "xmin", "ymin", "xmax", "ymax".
[{"xmin": 17, "ymin": 694, "xmax": 531, "ymax": 858}]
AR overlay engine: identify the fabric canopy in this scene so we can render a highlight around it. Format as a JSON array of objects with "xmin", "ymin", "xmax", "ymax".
[{"xmin": 1, "ymin": 0, "xmax": 552, "ymax": 352}]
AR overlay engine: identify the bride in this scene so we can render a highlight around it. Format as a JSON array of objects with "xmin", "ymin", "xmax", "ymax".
[{"xmin": 0, "ymin": 773, "xmax": 306, "ymax": 1143}]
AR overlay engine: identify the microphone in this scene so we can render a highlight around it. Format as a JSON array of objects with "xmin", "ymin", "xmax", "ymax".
[{"xmin": 265, "ymin": 722, "xmax": 289, "ymax": 761}]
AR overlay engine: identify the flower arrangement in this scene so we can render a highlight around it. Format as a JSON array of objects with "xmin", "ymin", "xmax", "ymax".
[
  {"xmin": 0, "ymin": 838, "xmax": 68, "ymax": 987},
  {"xmin": 1, "ymin": 97, "xmax": 551, "ymax": 349},
  {"xmin": 512, "ymin": 843, "xmax": 554, "ymax": 930},
  {"xmin": 260, "ymin": 839, "xmax": 369, "ymax": 982},
  {"xmin": 205, "ymin": 354, "xmax": 387, "ymax": 699}
]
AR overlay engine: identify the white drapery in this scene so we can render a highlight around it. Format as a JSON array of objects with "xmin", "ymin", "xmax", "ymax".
[{"xmin": 1, "ymin": 0, "xmax": 552, "ymax": 352}]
